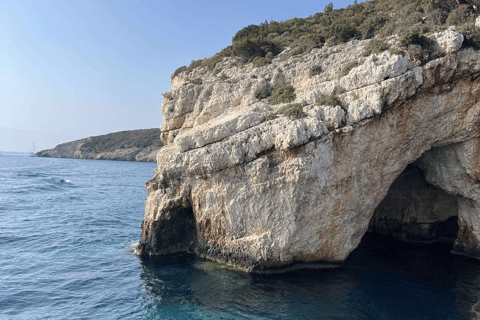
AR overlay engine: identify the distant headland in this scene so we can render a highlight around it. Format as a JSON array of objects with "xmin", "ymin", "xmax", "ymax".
[{"xmin": 36, "ymin": 129, "xmax": 162, "ymax": 162}]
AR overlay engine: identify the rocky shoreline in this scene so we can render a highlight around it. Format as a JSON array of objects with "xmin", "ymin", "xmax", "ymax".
[{"xmin": 36, "ymin": 129, "xmax": 162, "ymax": 162}]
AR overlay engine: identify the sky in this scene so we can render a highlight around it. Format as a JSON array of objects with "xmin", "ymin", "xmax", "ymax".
[{"xmin": 1, "ymin": 0, "xmax": 360, "ymax": 152}]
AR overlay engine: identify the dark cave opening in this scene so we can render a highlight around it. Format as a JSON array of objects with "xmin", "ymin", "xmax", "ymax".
[
  {"xmin": 150, "ymin": 206, "xmax": 197, "ymax": 253},
  {"xmin": 368, "ymin": 164, "xmax": 459, "ymax": 245}
]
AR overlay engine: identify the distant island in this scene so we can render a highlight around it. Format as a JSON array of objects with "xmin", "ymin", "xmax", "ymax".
[{"xmin": 36, "ymin": 129, "xmax": 162, "ymax": 162}]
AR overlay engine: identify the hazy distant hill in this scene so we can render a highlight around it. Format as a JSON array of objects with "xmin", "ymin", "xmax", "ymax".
[{"xmin": 36, "ymin": 129, "xmax": 162, "ymax": 162}]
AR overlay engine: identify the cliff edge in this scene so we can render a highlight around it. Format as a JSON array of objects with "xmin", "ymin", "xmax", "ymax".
[
  {"xmin": 138, "ymin": 1, "xmax": 480, "ymax": 272},
  {"xmin": 36, "ymin": 129, "xmax": 162, "ymax": 162}
]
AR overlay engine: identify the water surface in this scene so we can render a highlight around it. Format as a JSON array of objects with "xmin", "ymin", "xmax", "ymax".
[{"xmin": 1, "ymin": 153, "xmax": 479, "ymax": 319}]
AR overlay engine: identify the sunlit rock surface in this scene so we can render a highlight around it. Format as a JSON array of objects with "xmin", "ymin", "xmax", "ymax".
[{"xmin": 139, "ymin": 29, "xmax": 480, "ymax": 272}]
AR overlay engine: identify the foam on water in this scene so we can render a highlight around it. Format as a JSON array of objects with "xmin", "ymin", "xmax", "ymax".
[{"xmin": 126, "ymin": 240, "xmax": 140, "ymax": 255}]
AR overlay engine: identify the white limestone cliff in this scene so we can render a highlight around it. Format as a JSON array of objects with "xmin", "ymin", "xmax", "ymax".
[{"xmin": 138, "ymin": 29, "xmax": 480, "ymax": 272}]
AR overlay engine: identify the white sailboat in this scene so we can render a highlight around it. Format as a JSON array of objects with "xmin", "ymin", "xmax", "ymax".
[{"xmin": 30, "ymin": 143, "xmax": 36, "ymax": 157}]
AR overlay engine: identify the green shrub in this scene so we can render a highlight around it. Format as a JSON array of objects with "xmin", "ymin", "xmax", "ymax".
[
  {"xmin": 278, "ymin": 103, "xmax": 306, "ymax": 119},
  {"xmin": 268, "ymin": 84, "xmax": 296, "ymax": 105},
  {"xmin": 173, "ymin": 0, "xmax": 469, "ymax": 75},
  {"xmin": 172, "ymin": 66, "xmax": 187, "ymax": 79},
  {"xmin": 219, "ymin": 74, "xmax": 229, "ymax": 81},
  {"xmin": 334, "ymin": 86, "xmax": 346, "ymax": 95},
  {"xmin": 309, "ymin": 65, "xmax": 322, "ymax": 77},
  {"xmin": 446, "ymin": 7, "xmax": 476, "ymax": 27},
  {"xmin": 280, "ymin": 48, "xmax": 302, "ymax": 60},
  {"xmin": 265, "ymin": 103, "xmax": 306, "ymax": 121},
  {"xmin": 324, "ymin": 2, "xmax": 334, "ymax": 13},
  {"xmin": 252, "ymin": 56, "xmax": 272, "ymax": 68},
  {"xmin": 183, "ymin": 78, "xmax": 203, "ymax": 86},
  {"xmin": 328, "ymin": 22, "xmax": 358, "ymax": 45},
  {"xmin": 406, "ymin": 44, "xmax": 424, "ymax": 62},
  {"xmin": 341, "ymin": 60, "xmax": 363, "ymax": 77},
  {"xmin": 389, "ymin": 48, "xmax": 405, "ymax": 55},
  {"xmin": 233, "ymin": 24, "xmax": 261, "ymax": 42},
  {"xmin": 399, "ymin": 29, "xmax": 426, "ymax": 47},
  {"xmin": 231, "ymin": 38, "xmax": 280, "ymax": 59},
  {"xmin": 190, "ymin": 78, "xmax": 203, "ymax": 85},
  {"xmin": 317, "ymin": 94, "xmax": 341, "ymax": 106},
  {"xmin": 265, "ymin": 113, "xmax": 278, "ymax": 121},
  {"xmin": 458, "ymin": 19, "xmax": 480, "ymax": 49},
  {"xmin": 363, "ymin": 40, "xmax": 390, "ymax": 56},
  {"xmin": 188, "ymin": 59, "xmax": 204, "ymax": 70},
  {"xmin": 255, "ymin": 87, "xmax": 270, "ymax": 100}
]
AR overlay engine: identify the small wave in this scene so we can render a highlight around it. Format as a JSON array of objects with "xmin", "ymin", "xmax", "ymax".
[
  {"xmin": 36, "ymin": 184, "xmax": 62, "ymax": 192},
  {"xmin": 125, "ymin": 240, "xmax": 140, "ymax": 255},
  {"xmin": 17, "ymin": 172, "xmax": 48, "ymax": 178}
]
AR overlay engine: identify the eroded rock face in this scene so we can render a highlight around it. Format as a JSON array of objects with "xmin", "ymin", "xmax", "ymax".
[
  {"xmin": 140, "ymin": 29, "xmax": 480, "ymax": 272},
  {"xmin": 368, "ymin": 164, "xmax": 459, "ymax": 243},
  {"xmin": 416, "ymin": 141, "xmax": 480, "ymax": 259}
]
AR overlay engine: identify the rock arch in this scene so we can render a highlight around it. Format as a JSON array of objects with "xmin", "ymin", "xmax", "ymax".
[
  {"xmin": 368, "ymin": 140, "xmax": 480, "ymax": 260},
  {"xmin": 368, "ymin": 163, "xmax": 459, "ymax": 245},
  {"xmin": 139, "ymin": 43, "xmax": 480, "ymax": 272},
  {"xmin": 416, "ymin": 142, "xmax": 480, "ymax": 259}
]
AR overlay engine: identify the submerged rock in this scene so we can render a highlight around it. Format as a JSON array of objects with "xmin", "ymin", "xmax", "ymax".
[{"xmin": 139, "ymin": 29, "xmax": 480, "ymax": 272}]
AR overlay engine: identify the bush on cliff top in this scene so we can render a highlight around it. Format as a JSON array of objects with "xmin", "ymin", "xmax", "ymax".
[{"xmin": 172, "ymin": 0, "xmax": 479, "ymax": 78}]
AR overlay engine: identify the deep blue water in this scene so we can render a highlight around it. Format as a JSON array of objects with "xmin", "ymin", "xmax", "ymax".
[{"xmin": 1, "ymin": 153, "xmax": 480, "ymax": 319}]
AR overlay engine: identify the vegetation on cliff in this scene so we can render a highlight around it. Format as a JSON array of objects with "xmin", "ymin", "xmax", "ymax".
[
  {"xmin": 173, "ymin": 0, "xmax": 480, "ymax": 78},
  {"xmin": 79, "ymin": 129, "xmax": 162, "ymax": 153},
  {"xmin": 36, "ymin": 129, "xmax": 162, "ymax": 162}
]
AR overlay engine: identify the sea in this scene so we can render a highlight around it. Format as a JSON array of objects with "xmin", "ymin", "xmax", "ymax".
[{"xmin": 1, "ymin": 152, "xmax": 480, "ymax": 319}]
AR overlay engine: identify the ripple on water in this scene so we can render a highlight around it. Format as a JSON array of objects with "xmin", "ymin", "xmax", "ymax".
[{"xmin": 1, "ymin": 154, "xmax": 480, "ymax": 319}]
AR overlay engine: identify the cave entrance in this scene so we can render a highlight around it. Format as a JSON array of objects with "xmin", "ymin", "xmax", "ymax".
[{"xmin": 368, "ymin": 164, "xmax": 459, "ymax": 245}]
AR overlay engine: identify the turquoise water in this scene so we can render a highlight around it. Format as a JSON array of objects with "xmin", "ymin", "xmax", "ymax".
[{"xmin": 1, "ymin": 153, "xmax": 480, "ymax": 319}]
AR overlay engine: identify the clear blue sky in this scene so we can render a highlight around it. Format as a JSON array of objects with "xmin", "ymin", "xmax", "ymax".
[{"xmin": 1, "ymin": 0, "xmax": 359, "ymax": 152}]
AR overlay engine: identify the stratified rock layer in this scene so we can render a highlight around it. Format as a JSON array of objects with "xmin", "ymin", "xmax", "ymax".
[{"xmin": 139, "ymin": 29, "xmax": 480, "ymax": 272}]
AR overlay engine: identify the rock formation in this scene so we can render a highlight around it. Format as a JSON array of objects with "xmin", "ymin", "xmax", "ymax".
[
  {"xmin": 138, "ymin": 27, "xmax": 480, "ymax": 272},
  {"xmin": 36, "ymin": 129, "xmax": 162, "ymax": 162}
]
